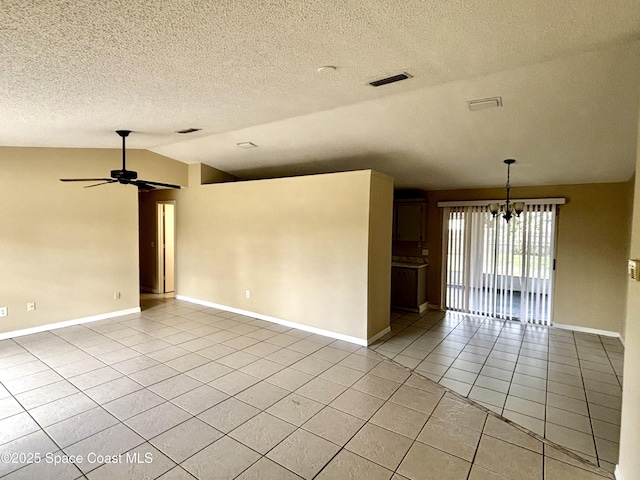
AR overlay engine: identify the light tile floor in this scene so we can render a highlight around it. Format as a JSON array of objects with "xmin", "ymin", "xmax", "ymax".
[
  {"xmin": 372, "ymin": 309, "xmax": 624, "ymax": 472},
  {"xmin": 0, "ymin": 297, "xmax": 615, "ymax": 479}
]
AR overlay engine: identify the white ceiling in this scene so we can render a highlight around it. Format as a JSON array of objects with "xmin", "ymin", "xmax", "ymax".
[{"xmin": 2, "ymin": 1, "xmax": 640, "ymax": 189}]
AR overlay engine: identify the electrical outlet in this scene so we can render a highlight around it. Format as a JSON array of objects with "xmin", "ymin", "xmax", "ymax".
[
  {"xmin": 114, "ymin": 292, "xmax": 121, "ymax": 300},
  {"xmin": 0, "ymin": 306, "xmax": 7, "ymax": 317},
  {"xmin": 27, "ymin": 302, "xmax": 36, "ymax": 311},
  {"xmin": 245, "ymin": 290, "xmax": 251, "ymax": 298},
  {"xmin": 422, "ymin": 249, "xmax": 429, "ymax": 256}
]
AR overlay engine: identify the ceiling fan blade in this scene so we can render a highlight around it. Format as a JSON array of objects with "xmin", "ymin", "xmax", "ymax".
[
  {"xmin": 60, "ymin": 178, "xmax": 112, "ymax": 182},
  {"xmin": 136, "ymin": 179, "xmax": 182, "ymax": 189},
  {"xmin": 134, "ymin": 181, "xmax": 156, "ymax": 192},
  {"xmin": 84, "ymin": 180, "xmax": 118, "ymax": 188}
]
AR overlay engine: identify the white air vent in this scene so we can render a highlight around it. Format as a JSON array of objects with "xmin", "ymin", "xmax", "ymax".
[
  {"xmin": 467, "ymin": 96, "xmax": 503, "ymax": 111},
  {"xmin": 369, "ymin": 73, "xmax": 412, "ymax": 87}
]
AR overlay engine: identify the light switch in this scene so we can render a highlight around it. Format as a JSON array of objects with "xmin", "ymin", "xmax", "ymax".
[{"xmin": 628, "ymin": 259, "xmax": 640, "ymax": 281}]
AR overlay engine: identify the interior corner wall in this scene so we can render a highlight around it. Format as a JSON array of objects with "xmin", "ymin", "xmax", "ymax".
[
  {"xmin": 175, "ymin": 170, "xmax": 377, "ymax": 341},
  {"xmin": 618, "ymin": 114, "xmax": 640, "ymax": 480},
  {"xmin": 200, "ymin": 163, "xmax": 238, "ymax": 184},
  {"xmin": 621, "ymin": 174, "xmax": 635, "ymax": 343},
  {"xmin": 425, "ymin": 181, "xmax": 633, "ymax": 334},
  {"xmin": 188, "ymin": 163, "xmax": 238, "ymax": 187},
  {"xmin": 367, "ymin": 172, "xmax": 394, "ymax": 339}
]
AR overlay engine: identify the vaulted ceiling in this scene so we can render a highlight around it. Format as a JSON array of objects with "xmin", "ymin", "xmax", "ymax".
[{"xmin": 2, "ymin": 1, "xmax": 640, "ymax": 189}]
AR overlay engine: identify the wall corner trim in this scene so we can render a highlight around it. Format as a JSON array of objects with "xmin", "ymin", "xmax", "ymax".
[
  {"xmin": 552, "ymin": 323, "xmax": 622, "ymax": 341},
  {"xmin": 615, "ymin": 465, "xmax": 624, "ymax": 480},
  {"xmin": 367, "ymin": 326, "xmax": 391, "ymax": 346},
  {"xmin": 0, "ymin": 307, "xmax": 141, "ymax": 341},
  {"xmin": 176, "ymin": 295, "xmax": 368, "ymax": 346}
]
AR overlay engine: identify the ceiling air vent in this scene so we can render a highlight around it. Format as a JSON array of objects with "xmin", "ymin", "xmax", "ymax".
[
  {"xmin": 237, "ymin": 142, "xmax": 258, "ymax": 149},
  {"xmin": 369, "ymin": 72, "xmax": 412, "ymax": 87},
  {"xmin": 467, "ymin": 97, "xmax": 503, "ymax": 111},
  {"xmin": 175, "ymin": 128, "xmax": 202, "ymax": 134}
]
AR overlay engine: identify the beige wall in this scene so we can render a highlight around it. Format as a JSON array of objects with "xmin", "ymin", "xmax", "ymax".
[
  {"xmin": 0, "ymin": 147, "xmax": 186, "ymax": 335},
  {"xmin": 368, "ymin": 172, "xmax": 394, "ymax": 337},
  {"xmin": 618, "ymin": 118, "xmax": 640, "ymax": 480},
  {"xmin": 200, "ymin": 163, "xmax": 238, "ymax": 184},
  {"xmin": 422, "ymin": 181, "xmax": 633, "ymax": 333},
  {"xmin": 175, "ymin": 170, "xmax": 391, "ymax": 342},
  {"xmin": 187, "ymin": 163, "xmax": 238, "ymax": 187}
]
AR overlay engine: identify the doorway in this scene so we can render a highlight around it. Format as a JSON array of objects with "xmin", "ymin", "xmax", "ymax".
[{"xmin": 157, "ymin": 201, "xmax": 175, "ymax": 294}]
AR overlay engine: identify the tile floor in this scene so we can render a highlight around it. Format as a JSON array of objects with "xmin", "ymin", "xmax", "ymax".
[
  {"xmin": 0, "ymin": 297, "xmax": 615, "ymax": 479},
  {"xmin": 372, "ymin": 309, "xmax": 624, "ymax": 472}
]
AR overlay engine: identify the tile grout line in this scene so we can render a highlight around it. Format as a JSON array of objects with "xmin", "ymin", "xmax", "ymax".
[
  {"xmin": 575, "ymin": 332, "xmax": 606, "ymax": 469},
  {"xmin": 0, "ymin": 305, "xmax": 295, "ymax": 478},
  {"xmin": 3, "ymin": 302, "xmax": 400, "ymax": 479},
  {"xmin": 381, "ymin": 331, "xmax": 617, "ymax": 480},
  {"xmin": 0, "ymin": 300, "xmax": 620, "ymax": 480},
  {"xmin": 382, "ymin": 309, "xmax": 621, "ymax": 475}
]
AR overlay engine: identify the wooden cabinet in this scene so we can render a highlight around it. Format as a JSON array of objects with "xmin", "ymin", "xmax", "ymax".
[
  {"xmin": 394, "ymin": 201, "xmax": 427, "ymax": 242},
  {"xmin": 391, "ymin": 265, "xmax": 428, "ymax": 312}
]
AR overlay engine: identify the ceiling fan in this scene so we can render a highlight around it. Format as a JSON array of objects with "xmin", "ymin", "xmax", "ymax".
[{"xmin": 60, "ymin": 130, "xmax": 181, "ymax": 190}]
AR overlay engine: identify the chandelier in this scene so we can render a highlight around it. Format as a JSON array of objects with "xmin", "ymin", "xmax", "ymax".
[{"xmin": 489, "ymin": 159, "xmax": 524, "ymax": 222}]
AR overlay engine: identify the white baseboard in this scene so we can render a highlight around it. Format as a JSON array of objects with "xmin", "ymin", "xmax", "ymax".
[
  {"xmin": 553, "ymin": 323, "xmax": 622, "ymax": 341},
  {"xmin": 427, "ymin": 303, "xmax": 441, "ymax": 310},
  {"xmin": 177, "ymin": 295, "xmax": 370, "ymax": 346},
  {"xmin": 615, "ymin": 465, "xmax": 624, "ymax": 480},
  {"xmin": 0, "ymin": 307, "xmax": 141, "ymax": 341},
  {"xmin": 368, "ymin": 326, "xmax": 391, "ymax": 345}
]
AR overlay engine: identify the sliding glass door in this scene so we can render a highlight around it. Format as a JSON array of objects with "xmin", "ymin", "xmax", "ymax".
[{"xmin": 442, "ymin": 203, "xmax": 557, "ymax": 325}]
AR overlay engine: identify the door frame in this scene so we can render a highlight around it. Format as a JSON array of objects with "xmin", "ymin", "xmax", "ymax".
[
  {"xmin": 156, "ymin": 201, "xmax": 176, "ymax": 294},
  {"xmin": 439, "ymin": 198, "xmax": 565, "ymax": 324}
]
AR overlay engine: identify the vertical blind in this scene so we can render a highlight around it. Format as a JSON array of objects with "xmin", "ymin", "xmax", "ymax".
[{"xmin": 441, "ymin": 202, "xmax": 559, "ymax": 325}]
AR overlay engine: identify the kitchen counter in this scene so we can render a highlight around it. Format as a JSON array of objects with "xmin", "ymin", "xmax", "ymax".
[{"xmin": 391, "ymin": 262, "xmax": 428, "ymax": 269}]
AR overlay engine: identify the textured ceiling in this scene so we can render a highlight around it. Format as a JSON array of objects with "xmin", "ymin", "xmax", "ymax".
[{"xmin": 2, "ymin": 1, "xmax": 640, "ymax": 189}]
